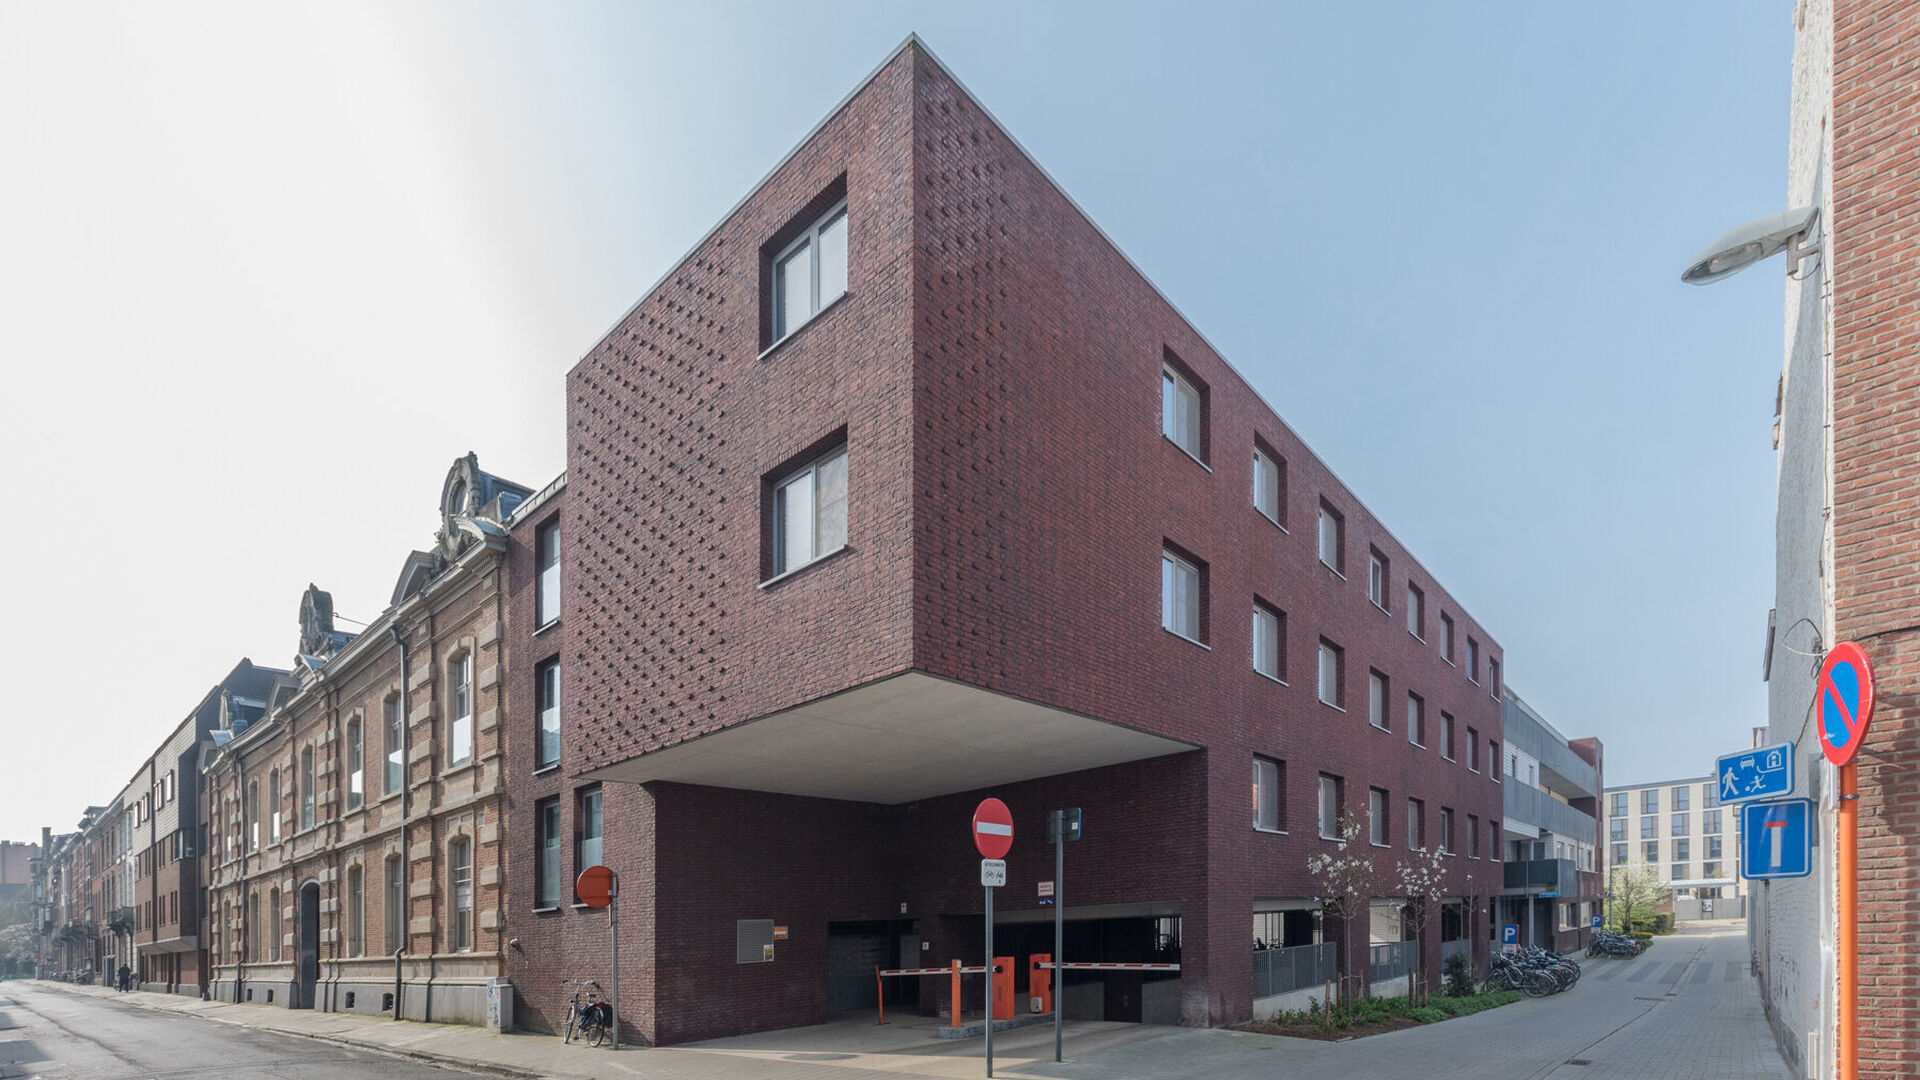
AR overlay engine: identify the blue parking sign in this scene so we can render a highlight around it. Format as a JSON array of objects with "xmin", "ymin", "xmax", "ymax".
[
  {"xmin": 1501, "ymin": 924, "xmax": 1518, "ymax": 945},
  {"xmin": 1590, "ymin": 914, "xmax": 1601, "ymax": 930},
  {"xmin": 1741, "ymin": 799, "xmax": 1813, "ymax": 880}
]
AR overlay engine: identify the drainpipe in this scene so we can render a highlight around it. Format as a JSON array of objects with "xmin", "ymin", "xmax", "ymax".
[
  {"xmin": 235, "ymin": 744, "xmax": 248, "ymax": 1007},
  {"xmin": 390, "ymin": 623, "xmax": 411, "ymax": 1021}
]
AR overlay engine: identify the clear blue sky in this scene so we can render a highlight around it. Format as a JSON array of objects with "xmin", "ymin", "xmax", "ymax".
[{"xmin": 0, "ymin": 2, "xmax": 1793, "ymax": 838}]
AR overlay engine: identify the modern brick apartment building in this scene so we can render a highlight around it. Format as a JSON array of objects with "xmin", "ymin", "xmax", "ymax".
[
  {"xmin": 1749, "ymin": 1, "xmax": 1920, "ymax": 1076},
  {"xmin": 523, "ymin": 38, "xmax": 1508, "ymax": 1045},
  {"xmin": 202, "ymin": 456, "xmax": 529, "ymax": 1022}
]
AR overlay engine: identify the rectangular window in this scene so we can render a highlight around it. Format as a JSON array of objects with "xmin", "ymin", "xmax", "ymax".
[
  {"xmin": 1368, "ymin": 670, "xmax": 1388, "ymax": 729},
  {"xmin": 1440, "ymin": 613, "xmax": 1455, "ymax": 662},
  {"xmin": 269, "ymin": 771, "xmax": 282, "ymax": 845},
  {"xmin": 1369, "ymin": 787, "xmax": 1388, "ymax": 845},
  {"xmin": 1703, "ymin": 810, "xmax": 1722, "ymax": 835},
  {"xmin": 1467, "ymin": 637, "xmax": 1480, "ymax": 683},
  {"xmin": 1610, "ymin": 792, "xmax": 1628, "ymax": 818},
  {"xmin": 1252, "ymin": 442, "xmax": 1284, "ymax": 524},
  {"xmin": 535, "ymin": 797, "xmax": 561, "ymax": 909},
  {"xmin": 1703, "ymin": 860, "xmax": 1723, "ymax": 879},
  {"xmin": 1641, "ymin": 816, "xmax": 1656, "ymax": 839},
  {"xmin": 536, "ymin": 521, "xmax": 561, "ymax": 628},
  {"xmin": 385, "ymin": 697, "xmax": 404, "ymax": 797},
  {"xmin": 1407, "ymin": 798, "xmax": 1424, "ymax": 850},
  {"xmin": 1644, "ymin": 840, "xmax": 1659, "ymax": 864},
  {"xmin": 1670, "ymin": 862, "xmax": 1687, "ymax": 882},
  {"xmin": 1161, "ymin": 548, "xmax": 1204, "ymax": 642},
  {"xmin": 576, "ymin": 786, "xmax": 604, "ymax": 880},
  {"xmin": 1642, "ymin": 789, "xmax": 1659, "ymax": 814},
  {"xmin": 1468, "ymin": 814, "xmax": 1480, "ymax": 858},
  {"xmin": 772, "ymin": 444, "xmax": 849, "ymax": 577},
  {"xmin": 1317, "ymin": 639, "xmax": 1344, "ymax": 707},
  {"xmin": 346, "ymin": 866, "xmax": 363, "ymax": 958},
  {"xmin": 1406, "ymin": 583, "xmax": 1424, "ymax": 638},
  {"xmin": 1703, "ymin": 780, "xmax": 1719, "ymax": 809},
  {"xmin": 1467, "ymin": 727, "xmax": 1480, "ymax": 772},
  {"xmin": 1317, "ymin": 774, "xmax": 1341, "ymax": 840},
  {"xmin": 772, "ymin": 200, "xmax": 847, "ymax": 340},
  {"xmin": 1252, "ymin": 601, "xmax": 1284, "ymax": 680},
  {"xmin": 1672, "ymin": 785, "xmax": 1691, "ymax": 811},
  {"xmin": 385, "ymin": 857, "xmax": 404, "ymax": 955},
  {"xmin": 449, "ymin": 654, "xmax": 473, "ymax": 768},
  {"xmin": 1317, "ymin": 501, "xmax": 1344, "ymax": 573},
  {"xmin": 1253, "ymin": 757, "xmax": 1284, "ymax": 831},
  {"xmin": 1162, "ymin": 359, "xmax": 1205, "ymax": 462},
  {"xmin": 1367, "ymin": 549, "xmax": 1388, "ymax": 609},
  {"xmin": 1675, "ymin": 838, "xmax": 1691, "ymax": 862},
  {"xmin": 1613, "ymin": 843, "xmax": 1629, "ymax": 865},
  {"xmin": 536, "ymin": 660, "xmax": 562, "ymax": 770},
  {"xmin": 1440, "ymin": 712, "xmax": 1455, "ymax": 760},
  {"xmin": 1488, "ymin": 657, "xmax": 1501, "ymax": 697},
  {"xmin": 1491, "ymin": 820, "xmax": 1501, "ymax": 860},
  {"xmin": 1488, "ymin": 740, "xmax": 1500, "ymax": 781},
  {"xmin": 1440, "ymin": 808, "xmax": 1454, "ymax": 853},
  {"xmin": 1610, "ymin": 819, "xmax": 1626, "ymax": 842},
  {"xmin": 1671, "ymin": 813, "xmax": 1688, "ymax": 837},
  {"xmin": 450, "ymin": 841, "xmax": 473, "ymax": 952},
  {"xmin": 346, "ymin": 721, "xmax": 363, "ymax": 812},
  {"xmin": 301, "ymin": 747, "xmax": 315, "ymax": 829},
  {"xmin": 1406, "ymin": 693, "xmax": 1425, "ymax": 746}
]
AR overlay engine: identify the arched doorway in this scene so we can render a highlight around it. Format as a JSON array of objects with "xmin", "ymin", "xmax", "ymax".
[{"xmin": 297, "ymin": 881, "xmax": 320, "ymax": 1009}]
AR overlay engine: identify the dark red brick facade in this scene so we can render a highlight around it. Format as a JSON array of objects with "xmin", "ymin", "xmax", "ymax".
[{"xmin": 519, "ymin": 40, "xmax": 1507, "ymax": 1045}]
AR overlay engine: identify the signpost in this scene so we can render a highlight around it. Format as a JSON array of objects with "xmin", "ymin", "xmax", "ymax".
[
  {"xmin": 1501, "ymin": 924, "xmax": 1518, "ymax": 955},
  {"xmin": 576, "ymin": 865, "xmax": 620, "ymax": 1049},
  {"xmin": 973, "ymin": 799, "xmax": 1012, "ymax": 1078},
  {"xmin": 1590, "ymin": 913, "xmax": 1602, "ymax": 931},
  {"xmin": 1046, "ymin": 808, "xmax": 1081, "ymax": 1062},
  {"xmin": 1717, "ymin": 741, "xmax": 1796, "ymax": 803},
  {"xmin": 1741, "ymin": 799, "xmax": 1812, "ymax": 880},
  {"xmin": 1817, "ymin": 641, "xmax": 1875, "ymax": 1080}
]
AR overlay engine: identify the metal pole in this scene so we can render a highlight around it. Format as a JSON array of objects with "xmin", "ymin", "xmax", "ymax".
[
  {"xmin": 984, "ymin": 883, "xmax": 994, "ymax": 1078},
  {"xmin": 1838, "ymin": 762, "xmax": 1857, "ymax": 1080},
  {"xmin": 611, "ymin": 872, "xmax": 620, "ymax": 1051},
  {"xmin": 1054, "ymin": 814, "xmax": 1063, "ymax": 1063}
]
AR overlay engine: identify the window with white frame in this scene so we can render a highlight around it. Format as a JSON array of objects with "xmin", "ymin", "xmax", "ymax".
[
  {"xmin": 1253, "ymin": 757, "xmax": 1283, "ymax": 831},
  {"xmin": 1441, "ymin": 712, "xmax": 1456, "ymax": 760},
  {"xmin": 576, "ymin": 787, "xmax": 604, "ymax": 896},
  {"xmin": 536, "ymin": 521, "xmax": 561, "ymax": 627},
  {"xmin": 1369, "ymin": 787, "xmax": 1388, "ymax": 845},
  {"xmin": 1161, "ymin": 548, "xmax": 1203, "ymax": 642},
  {"xmin": 269, "ymin": 770, "xmax": 281, "ymax": 845},
  {"xmin": 1252, "ymin": 443, "xmax": 1283, "ymax": 524},
  {"xmin": 772, "ymin": 444, "xmax": 849, "ymax": 577},
  {"xmin": 346, "ymin": 865, "xmax": 363, "ymax": 957},
  {"xmin": 385, "ymin": 855, "xmax": 404, "ymax": 955},
  {"xmin": 300, "ymin": 747, "xmax": 315, "ymax": 829},
  {"xmin": 1317, "ymin": 774, "xmax": 1342, "ymax": 839},
  {"xmin": 248, "ymin": 781, "xmax": 260, "ymax": 851},
  {"xmin": 1407, "ymin": 798, "xmax": 1424, "ymax": 849},
  {"xmin": 1440, "ymin": 612, "xmax": 1455, "ymax": 662},
  {"xmin": 1467, "ymin": 637, "xmax": 1481, "ymax": 683},
  {"xmin": 384, "ymin": 697, "xmax": 404, "ymax": 797},
  {"xmin": 1488, "ymin": 656, "xmax": 1501, "ymax": 697},
  {"xmin": 1489, "ymin": 739, "xmax": 1500, "ymax": 781},
  {"xmin": 1367, "ymin": 549, "xmax": 1388, "ymax": 609},
  {"xmin": 1407, "ymin": 692, "xmax": 1425, "ymax": 746},
  {"xmin": 1252, "ymin": 601, "xmax": 1283, "ymax": 680},
  {"xmin": 1317, "ymin": 639, "xmax": 1343, "ymax": 707},
  {"xmin": 1317, "ymin": 501, "xmax": 1343, "ymax": 573},
  {"xmin": 1440, "ymin": 808, "xmax": 1454, "ymax": 853},
  {"xmin": 536, "ymin": 660, "xmax": 561, "ymax": 770},
  {"xmin": 1162, "ymin": 361, "xmax": 1204, "ymax": 461},
  {"xmin": 1467, "ymin": 727, "xmax": 1480, "ymax": 772},
  {"xmin": 1368, "ymin": 670, "xmax": 1388, "ymax": 729},
  {"xmin": 772, "ymin": 200, "xmax": 847, "ymax": 341},
  {"xmin": 448, "ymin": 653, "xmax": 473, "ymax": 768},
  {"xmin": 449, "ymin": 838, "xmax": 473, "ymax": 952},
  {"xmin": 346, "ymin": 719, "xmax": 363, "ymax": 812}
]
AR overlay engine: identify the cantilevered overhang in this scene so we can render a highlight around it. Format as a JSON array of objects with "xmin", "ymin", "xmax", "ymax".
[{"xmin": 582, "ymin": 671, "xmax": 1197, "ymax": 804}]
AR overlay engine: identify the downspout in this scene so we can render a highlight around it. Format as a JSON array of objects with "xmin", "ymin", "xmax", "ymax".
[
  {"xmin": 235, "ymin": 745, "xmax": 248, "ymax": 1007},
  {"xmin": 390, "ymin": 623, "xmax": 411, "ymax": 1021}
]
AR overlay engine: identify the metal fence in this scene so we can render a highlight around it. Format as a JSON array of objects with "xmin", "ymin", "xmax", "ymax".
[
  {"xmin": 1252, "ymin": 942, "xmax": 1338, "ymax": 999},
  {"xmin": 1368, "ymin": 941, "xmax": 1417, "ymax": 986},
  {"xmin": 1441, "ymin": 938, "xmax": 1472, "ymax": 971}
]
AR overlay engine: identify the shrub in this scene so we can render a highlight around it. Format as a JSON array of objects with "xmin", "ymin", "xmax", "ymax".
[
  {"xmin": 1443, "ymin": 950, "xmax": 1475, "ymax": 997},
  {"xmin": 1408, "ymin": 1006, "xmax": 1446, "ymax": 1023}
]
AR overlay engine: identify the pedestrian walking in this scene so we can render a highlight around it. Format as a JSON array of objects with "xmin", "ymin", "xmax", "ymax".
[{"xmin": 117, "ymin": 964, "xmax": 131, "ymax": 993}]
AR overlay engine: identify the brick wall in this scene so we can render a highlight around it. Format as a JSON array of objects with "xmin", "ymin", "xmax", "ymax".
[{"xmin": 1832, "ymin": 2, "xmax": 1920, "ymax": 1074}]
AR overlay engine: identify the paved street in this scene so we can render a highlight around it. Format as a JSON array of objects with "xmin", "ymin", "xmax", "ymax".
[
  {"xmin": 0, "ymin": 981, "xmax": 487, "ymax": 1079},
  {"xmin": 3, "ymin": 922, "xmax": 1789, "ymax": 1080}
]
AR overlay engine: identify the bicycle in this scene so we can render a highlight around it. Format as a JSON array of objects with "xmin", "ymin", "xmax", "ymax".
[{"xmin": 561, "ymin": 979, "xmax": 610, "ymax": 1046}]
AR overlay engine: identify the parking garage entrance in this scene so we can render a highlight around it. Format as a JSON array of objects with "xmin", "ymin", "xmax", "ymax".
[{"xmin": 827, "ymin": 920, "xmax": 920, "ymax": 1014}]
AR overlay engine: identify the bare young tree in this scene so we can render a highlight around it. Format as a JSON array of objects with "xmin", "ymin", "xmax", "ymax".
[{"xmin": 1306, "ymin": 812, "xmax": 1373, "ymax": 1008}]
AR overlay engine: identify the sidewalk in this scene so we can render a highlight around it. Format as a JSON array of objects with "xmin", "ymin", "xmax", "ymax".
[{"xmin": 32, "ymin": 981, "xmax": 1164, "ymax": 1080}]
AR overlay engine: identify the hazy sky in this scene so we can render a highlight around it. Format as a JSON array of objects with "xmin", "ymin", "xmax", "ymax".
[{"xmin": 0, "ymin": 2, "xmax": 1792, "ymax": 841}]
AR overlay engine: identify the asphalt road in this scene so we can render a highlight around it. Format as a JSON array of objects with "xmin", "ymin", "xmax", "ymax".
[{"xmin": 0, "ymin": 981, "xmax": 487, "ymax": 1079}]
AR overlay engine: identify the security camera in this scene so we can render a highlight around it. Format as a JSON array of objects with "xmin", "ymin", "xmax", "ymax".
[{"xmin": 1681, "ymin": 205, "xmax": 1821, "ymax": 285}]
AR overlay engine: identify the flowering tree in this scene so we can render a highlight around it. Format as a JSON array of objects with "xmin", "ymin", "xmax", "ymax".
[
  {"xmin": 1306, "ymin": 812, "xmax": 1372, "ymax": 1006},
  {"xmin": 1395, "ymin": 845, "xmax": 1449, "ymax": 1004}
]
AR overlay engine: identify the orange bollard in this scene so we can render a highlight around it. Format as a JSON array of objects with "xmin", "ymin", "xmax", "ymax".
[
  {"xmin": 1030, "ymin": 954, "xmax": 1053, "ymax": 1015},
  {"xmin": 950, "ymin": 959, "xmax": 962, "ymax": 1029},
  {"xmin": 992, "ymin": 956, "xmax": 1016, "ymax": 1021}
]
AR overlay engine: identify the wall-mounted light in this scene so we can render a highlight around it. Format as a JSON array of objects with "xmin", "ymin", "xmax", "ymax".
[{"xmin": 1681, "ymin": 206, "xmax": 1821, "ymax": 285}]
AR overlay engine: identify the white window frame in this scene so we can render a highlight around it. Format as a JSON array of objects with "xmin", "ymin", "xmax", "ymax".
[
  {"xmin": 384, "ymin": 697, "xmax": 404, "ymax": 798},
  {"xmin": 449, "ymin": 839, "xmax": 473, "ymax": 953},
  {"xmin": 1369, "ymin": 787, "xmax": 1388, "ymax": 846},
  {"xmin": 449, "ymin": 653, "xmax": 473, "ymax": 768},
  {"xmin": 771, "ymin": 445, "xmax": 849, "ymax": 578},
  {"xmin": 1407, "ymin": 799, "xmax": 1423, "ymax": 850},
  {"xmin": 1161, "ymin": 549, "xmax": 1203, "ymax": 643},
  {"xmin": 1252, "ymin": 602, "xmax": 1282, "ymax": 681},
  {"xmin": 1367, "ymin": 550, "xmax": 1387, "ymax": 610},
  {"xmin": 1252, "ymin": 445, "xmax": 1281, "ymax": 524},
  {"xmin": 1407, "ymin": 693, "xmax": 1424, "ymax": 747},
  {"xmin": 1162, "ymin": 364, "xmax": 1204, "ymax": 462},
  {"xmin": 300, "ymin": 746, "xmax": 315, "ymax": 830},
  {"xmin": 346, "ymin": 721, "xmax": 363, "ymax": 812},
  {"xmin": 1441, "ymin": 712, "xmax": 1456, "ymax": 761},
  {"xmin": 1317, "ymin": 503, "xmax": 1343, "ymax": 573},
  {"xmin": 1467, "ymin": 637, "xmax": 1481, "ymax": 684},
  {"xmin": 537, "ymin": 660, "xmax": 561, "ymax": 770},
  {"xmin": 1407, "ymin": 584, "xmax": 1424, "ymax": 637},
  {"xmin": 536, "ymin": 521, "xmax": 561, "ymax": 628},
  {"xmin": 1368, "ymin": 670, "xmax": 1388, "ymax": 730},
  {"xmin": 1440, "ymin": 808, "xmax": 1454, "ymax": 854},
  {"xmin": 1317, "ymin": 640, "xmax": 1343, "ymax": 708},
  {"xmin": 1317, "ymin": 775, "xmax": 1341, "ymax": 840},
  {"xmin": 1440, "ymin": 613, "xmax": 1455, "ymax": 663},
  {"xmin": 1253, "ymin": 757, "xmax": 1282, "ymax": 832},
  {"xmin": 771, "ymin": 199, "xmax": 848, "ymax": 342}
]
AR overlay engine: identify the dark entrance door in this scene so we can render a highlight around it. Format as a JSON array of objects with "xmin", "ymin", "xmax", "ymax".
[
  {"xmin": 827, "ymin": 920, "xmax": 916, "ymax": 1013},
  {"xmin": 297, "ymin": 882, "xmax": 320, "ymax": 1009}
]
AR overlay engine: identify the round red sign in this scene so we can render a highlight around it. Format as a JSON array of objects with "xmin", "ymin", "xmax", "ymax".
[
  {"xmin": 576, "ymin": 864, "xmax": 617, "ymax": 909},
  {"xmin": 1817, "ymin": 641, "xmax": 1875, "ymax": 767},
  {"xmin": 972, "ymin": 798, "xmax": 1013, "ymax": 860}
]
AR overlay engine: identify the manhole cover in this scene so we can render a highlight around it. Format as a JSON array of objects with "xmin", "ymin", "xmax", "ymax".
[{"xmin": 1565, "ymin": 1060, "xmax": 1592, "ymax": 1066}]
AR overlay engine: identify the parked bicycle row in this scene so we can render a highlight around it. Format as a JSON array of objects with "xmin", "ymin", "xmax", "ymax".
[
  {"xmin": 1484, "ymin": 946, "xmax": 1580, "ymax": 997},
  {"xmin": 1587, "ymin": 929, "xmax": 1644, "ymax": 958}
]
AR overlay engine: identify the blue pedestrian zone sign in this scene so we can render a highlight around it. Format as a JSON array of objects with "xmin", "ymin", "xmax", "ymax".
[
  {"xmin": 1741, "ymin": 799, "xmax": 1813, "ymax": 880},
  {"xmin": 1718, "ymin": 741, "xmax": 1795, "ymax": 803}
]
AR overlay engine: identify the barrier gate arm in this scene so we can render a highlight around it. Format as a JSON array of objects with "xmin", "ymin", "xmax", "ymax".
[{"xmin": 873, "ymin": 963, "xmax": 988, "ymax": 1027}]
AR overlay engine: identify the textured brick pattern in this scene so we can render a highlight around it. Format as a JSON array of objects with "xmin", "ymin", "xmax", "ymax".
[{"xmin": 1833, "ymin": 3, "xmax": 1920, "ymax": 1074}]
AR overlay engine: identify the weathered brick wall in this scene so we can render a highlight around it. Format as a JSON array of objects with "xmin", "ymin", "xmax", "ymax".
[{"xmin": 1833, "ymin": 2, "xmax": 1920, "ymax": 1074}]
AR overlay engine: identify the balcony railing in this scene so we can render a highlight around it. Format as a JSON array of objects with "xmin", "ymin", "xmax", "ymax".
[
  {"xmin": 1504, "ymin": 858, "xmax": 1581, "ymax": 895},
  {"xmin": 1504, "ymin": 784, "xmax": 1598, "ymax": 846},
  {"xmin": 1253, "ymin": 942, "xmax": 1338, "ymax": 999}
]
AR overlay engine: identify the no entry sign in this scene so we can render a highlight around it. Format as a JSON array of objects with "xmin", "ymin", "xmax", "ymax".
[
  {"xmin": 973, "ymin": 798, "xmax": 1013, "ymax": 859},
  {"xmin": 1817, "ymin": 642, "xmax": 1875, "ymax": 767}
]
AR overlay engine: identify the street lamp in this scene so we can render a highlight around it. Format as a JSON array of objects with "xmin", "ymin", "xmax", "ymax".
[{"xmin": 1679, "ymin": 205, "xmax": 1821, "ymax": 284}]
